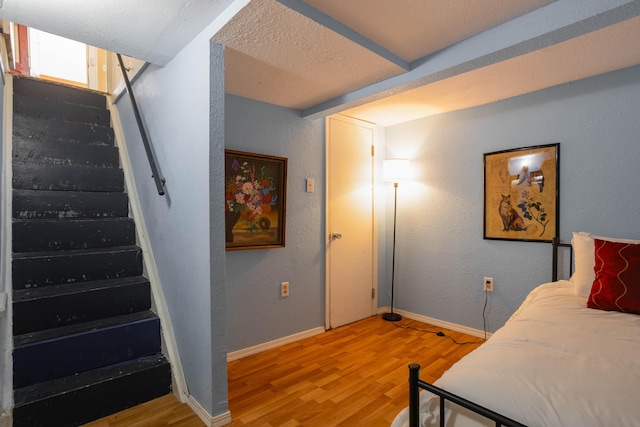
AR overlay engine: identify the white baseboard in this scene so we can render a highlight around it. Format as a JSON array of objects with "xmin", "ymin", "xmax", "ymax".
[
  {"xmin": 210, "ymin": 411, "xmax": 233, "ymax": 427},
  {"xmin": 227, "ymin": 327, "xmax": 326, "ymax": 362},
  {"xmin": 0, "ymin": 411, "xmax": 11, "ymax": 427},
  {"xmin": 186, "ymin": 394, "xmax": 232, "ymax": 427},
  {"xmin": 378, "ymin": 307, "xmax": 490, "ymax": 339}
]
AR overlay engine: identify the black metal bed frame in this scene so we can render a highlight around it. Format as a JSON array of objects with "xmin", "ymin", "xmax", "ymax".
[
  {"xmin": 408, "ymin": 363, "xmax": 526, "ymax": 427},
  {"xmin": 407, "ymin": 238, "xmax": 573, "ymax": 427}
]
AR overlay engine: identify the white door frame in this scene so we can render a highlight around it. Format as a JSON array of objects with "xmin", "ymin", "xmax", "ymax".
[{"xmin": 325, "ymin": 114, "xmax": 378, "ymax": 329}]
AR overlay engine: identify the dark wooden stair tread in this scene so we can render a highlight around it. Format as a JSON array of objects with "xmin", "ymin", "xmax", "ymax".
[
  {"xmin": 13, "ymin": 244, "xmax": 140, "ymax": 259},
  {"xmin": 13, "ymin": 136, "xmax": 120, "ymax": 168},
  {"xmin": 12, "ymin": 217, "xmax": 135, "ymax": 252},
  {"xmin": 13, "ymin": 276, "xmax": 149, "ymax": 302},
  {"xmin": 14, "ymin": 310, "xmax": 158, "ymax": 347},
  {"xmin": 13, "ymin": 355, "xmax": 170, "ymax": 405},
  {"xmin": 13, "ymin": 189, "xmax": 129, "ymax": 219},
  {"xmin": 13, "ymin": 276, "xmax": 151, "ymax": 335},
  {"xmin": 13, "ymin": 114, "xmax": 114, "ymax": 146},
  {"xmin": 12, "ymin": 160, "xmax": 125, "ymax": 192},
  {"xmin": 14, "ymin": 93, "xmax": 111, "ymax": 126},
  {"xmin": 13, "ymin": 75, "xmax": 107, "ymax": 108}
]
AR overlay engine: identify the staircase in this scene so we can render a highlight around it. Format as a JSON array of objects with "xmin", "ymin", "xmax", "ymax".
[{"xmin": 10, "ymin": 76, "xmax": 171, "ymax": 426}]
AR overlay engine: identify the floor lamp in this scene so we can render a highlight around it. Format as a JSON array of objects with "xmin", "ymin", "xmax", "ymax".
[{"xmin": 382, "ymin": 158, "xmax": 409, "ymax": 322}]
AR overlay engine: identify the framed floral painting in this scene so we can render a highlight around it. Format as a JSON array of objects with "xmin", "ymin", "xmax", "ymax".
[
  {"xmin": 483, "ymin": 143, "xmax": 559, "ymax": 242},
  {"xmin": 224, "ymin": 150, "xmax": 287, "ymax": 250}
]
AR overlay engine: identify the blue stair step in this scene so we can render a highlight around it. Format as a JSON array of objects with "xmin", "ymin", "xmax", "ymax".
[
  {"xmin": 13, "ymin": 276, "xmax": 151, "ymax": 335},
  {"xmin": 13, "ymin": 217, "xmax": 135, "ymax": 252},
  {"xmin": 13, "ymin": 76, "xmax": 106, "ymax": 108},
  {"xmin": 13, "ymin": 354, "xmax": 171, "ymax": 427},
  {"xmin": 13, "ymin": 189, "xmax": 129, "ymax": 219},
  {"xmin": 14, "ymin": 93, "xmax": 111, "ymax": 126},
  {"xmin": 14, "ymin": 310, "xmax": 161, "ymax": 388},
  {"xmin": 13, "ymin": 114, "xmax": 114, "ymax": 146},
  {"xmin": 12, "ymin": 245, "xmax": 143, "ymax": 289},
  {"xmin": 13, "ymin": 136, "xmax": 120, "ymax": 168},
  {"xmin": 12, "ymin": 161, "xmax": 124, "ymax": 192}
]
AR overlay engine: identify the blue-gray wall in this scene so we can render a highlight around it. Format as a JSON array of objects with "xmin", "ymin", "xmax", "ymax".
[
  {"xmin": 384, "ymin": 65, "xmax": 640, "ymax": 332},
  {"xmin": 108, "ymin": 16, "xmax": 640, "ymax": 420},
  {"xmin": 225, "ymin": 95, "xmax": 325, "ymax": 352},
  {"xmin": 114, "ymin": 34, "xmax": 228, "ymax": 416}
]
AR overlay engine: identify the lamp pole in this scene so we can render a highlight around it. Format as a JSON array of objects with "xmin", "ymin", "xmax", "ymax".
[{"xmin": 383, "ymin": 181, "xmax": 402, "ymax": 322}]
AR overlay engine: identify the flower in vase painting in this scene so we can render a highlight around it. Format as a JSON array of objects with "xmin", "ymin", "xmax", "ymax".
[{"xmin": 225, "ymin": 159, "xmax": 278, "ymax": 231}]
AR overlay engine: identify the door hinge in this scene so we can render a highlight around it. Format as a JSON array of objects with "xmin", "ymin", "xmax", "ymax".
[
  {"xmin": 371, "ymin": 145, "xmax": 375, "ymax": 157},
  {"xmin": 372, "ymin": 288, "xmax": 375, "ymax": 299}
]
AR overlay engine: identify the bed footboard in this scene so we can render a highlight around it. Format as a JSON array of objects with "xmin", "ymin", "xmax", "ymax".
[{"xmin": 408, "ymin": 364, "xmax": 527, "ymax": 427}]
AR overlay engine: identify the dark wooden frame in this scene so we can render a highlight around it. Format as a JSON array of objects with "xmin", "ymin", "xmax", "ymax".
[
  {"xmin": 224, "ymin": 150, "xmax": 287, "ymax": 250},
  {"xmin": 483, "ymin": 143, "xmax": 559, "ymax": 242},
  {"xmin": 407, "ymin": 239, "xmax": 572, "ymax": 427}
]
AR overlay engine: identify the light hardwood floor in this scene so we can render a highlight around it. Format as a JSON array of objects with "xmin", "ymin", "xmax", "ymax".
[{"xmin": 84, "ymin": 315, "xmax": 483, "ymax": 427}]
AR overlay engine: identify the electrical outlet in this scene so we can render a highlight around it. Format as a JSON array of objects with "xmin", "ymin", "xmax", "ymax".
[
  {"xmin": 483, "ymin": 277, "xmax": 494, "ymax": 292},
  {"xmin": 281, "ymin": 282, "xmax": 290, "ymax": 297}
]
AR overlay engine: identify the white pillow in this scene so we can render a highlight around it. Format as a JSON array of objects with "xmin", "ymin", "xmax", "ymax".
[
  {"xmin": 570, "ymin": 232, "xmax": 595, "ymax": 298},
  {"xmin": 570, "ymin": 231, "xmax": 640, "ymax": 298}
]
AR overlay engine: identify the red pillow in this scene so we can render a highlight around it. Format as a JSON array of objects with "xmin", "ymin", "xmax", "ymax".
[{"xmin": 587, "ymin": 239, "xmax": 640, "ymax": 314}]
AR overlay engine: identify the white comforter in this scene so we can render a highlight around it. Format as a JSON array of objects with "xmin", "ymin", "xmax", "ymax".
[{"xmin": 391, "ymin": 281, "xmax": 640, "ymax": 427}]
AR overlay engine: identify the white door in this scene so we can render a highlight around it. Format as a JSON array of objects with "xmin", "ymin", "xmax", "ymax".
[
  {"xmin": 326, "ymin": 115, "xmax": 377, "ymax": 329},
  {"xmin": 28, "ymin": 29, "xmax": 88, "ymax": 87}
]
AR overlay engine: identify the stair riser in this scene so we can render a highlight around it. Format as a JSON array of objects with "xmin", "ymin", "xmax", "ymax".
[
  {"xmin": 13, "ymin": 280, "xmax": 151, "ymax": 335},
  {"xmin": 13, "ymin": 137, "xmax": 120, "ymax": 168},
  {"xmin": 14, "ymin": 317, "xmax": 161, "ymax": 388},
  {"xmin": 13, "ymin": 162, "xmax": 125, "ymax": 192},
  {"xmin": 13, "ymin": 115, "xmax": 114, "ymax": 146},
  {"xmin": 13, "ymin": 77, "xmax": 106, "ymax": 108},
  {"xmin": 13, "ymin": 219, "xmax": 135, "ymax": 252},
  {"xmin": 13, "ymin": 359, "xmax": 171, "ymax": 427},
  {"xmin": 14, "ymin": 94, "xmax": 110, "ymax": 126},
  {"xmin": 13, "ymin": 190, "xmax": 129, "ymax": 219},
  {"xmin": 13, "ymin": 248, "xmax": 143, "ymax": 289}
]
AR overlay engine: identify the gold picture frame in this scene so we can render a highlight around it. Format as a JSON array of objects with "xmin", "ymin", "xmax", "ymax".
[
  {"xmin": 483, "ymin": 144, "xmax": 559, "ymax": 242},
  {"xmin": 224, "ymin": 150, "xmax": 287, "ymax": 250}
]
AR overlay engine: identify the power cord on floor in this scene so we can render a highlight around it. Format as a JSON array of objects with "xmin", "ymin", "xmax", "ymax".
[
  {"xmin": 392, "ymin": 323, "xmax": 484, "ymax": 345},
  {"xmin": 482, "ymin": 289, "xmax": 489, "ymax": 341}
]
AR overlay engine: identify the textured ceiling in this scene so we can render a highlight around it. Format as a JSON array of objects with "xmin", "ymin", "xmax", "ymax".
[
  {"xmin": 342, "ymin": 15, "xmax": 640, "ymax": 126},
  {"xmin": 303, "ymin": 0, "xmax": 555, "ymax": 63},
  {"xmin": 214, "ymin": 0, "xmax": 640, "ymax": 125},
  {"xmin": 213, "ymin": 0, "xmax": 406, "ymax": 109},
  {"xmin": 214, "ymin": 0, "xmax": 557, "ymax": 111},
  {"xmin": 2, "ymin": 0, "xmax": 640, "ymax": 126},
  {"xmin": 0, "ymin": 0, "xmax": 234, "ymax": 65}
]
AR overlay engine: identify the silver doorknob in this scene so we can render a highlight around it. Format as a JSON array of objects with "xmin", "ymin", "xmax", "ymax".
[{"xmin": 331, "ymin": 233, "xmax": 343, "ymax": 240}]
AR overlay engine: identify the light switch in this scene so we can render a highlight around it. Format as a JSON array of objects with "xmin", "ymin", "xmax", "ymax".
[{"xmin": 306, "ymin": 178, "xmax": 315, "ymax": 193}]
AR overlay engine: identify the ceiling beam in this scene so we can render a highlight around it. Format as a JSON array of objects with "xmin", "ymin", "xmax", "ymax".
[
  {"xmin": 275, "ymin": 0, "xmax": 410, "ymax": 71},
  {"xmin": 301, "ymin": 0, "xmax": 640, "ymax": 120}
]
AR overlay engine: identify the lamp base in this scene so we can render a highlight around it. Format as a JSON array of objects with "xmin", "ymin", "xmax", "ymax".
[{"xmin": 382, "ymin": 312, "xmax": 402, "ymax": 322}]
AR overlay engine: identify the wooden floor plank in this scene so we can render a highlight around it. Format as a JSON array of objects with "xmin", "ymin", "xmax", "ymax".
[
  {"xmin": 83, "ymin": 315, "xmax": 483, "ymax": 426},
  {"xmin": 226, "ymin": 315, "xmax": 482, "ymax": 426}
]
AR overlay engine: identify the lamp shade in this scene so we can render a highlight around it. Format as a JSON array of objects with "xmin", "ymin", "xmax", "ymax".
[{"xmin": 383, "ymin": 159, "xmax": 410, "ymax": 183}]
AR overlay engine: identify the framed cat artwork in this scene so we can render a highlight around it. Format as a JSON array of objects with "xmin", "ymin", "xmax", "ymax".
[{"xmin": 483, "ymin": 144, "xmax": 559, "ymax": 242}]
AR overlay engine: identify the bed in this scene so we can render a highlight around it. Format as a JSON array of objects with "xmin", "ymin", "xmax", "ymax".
[{"xmin": 392, "ymin": 233, "xmax": 640, "ymax": 427}]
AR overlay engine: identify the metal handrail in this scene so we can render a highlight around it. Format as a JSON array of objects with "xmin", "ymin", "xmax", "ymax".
[{"xmin": 116, "ymin": 53, "xmax": 165, "ymax": 196}]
